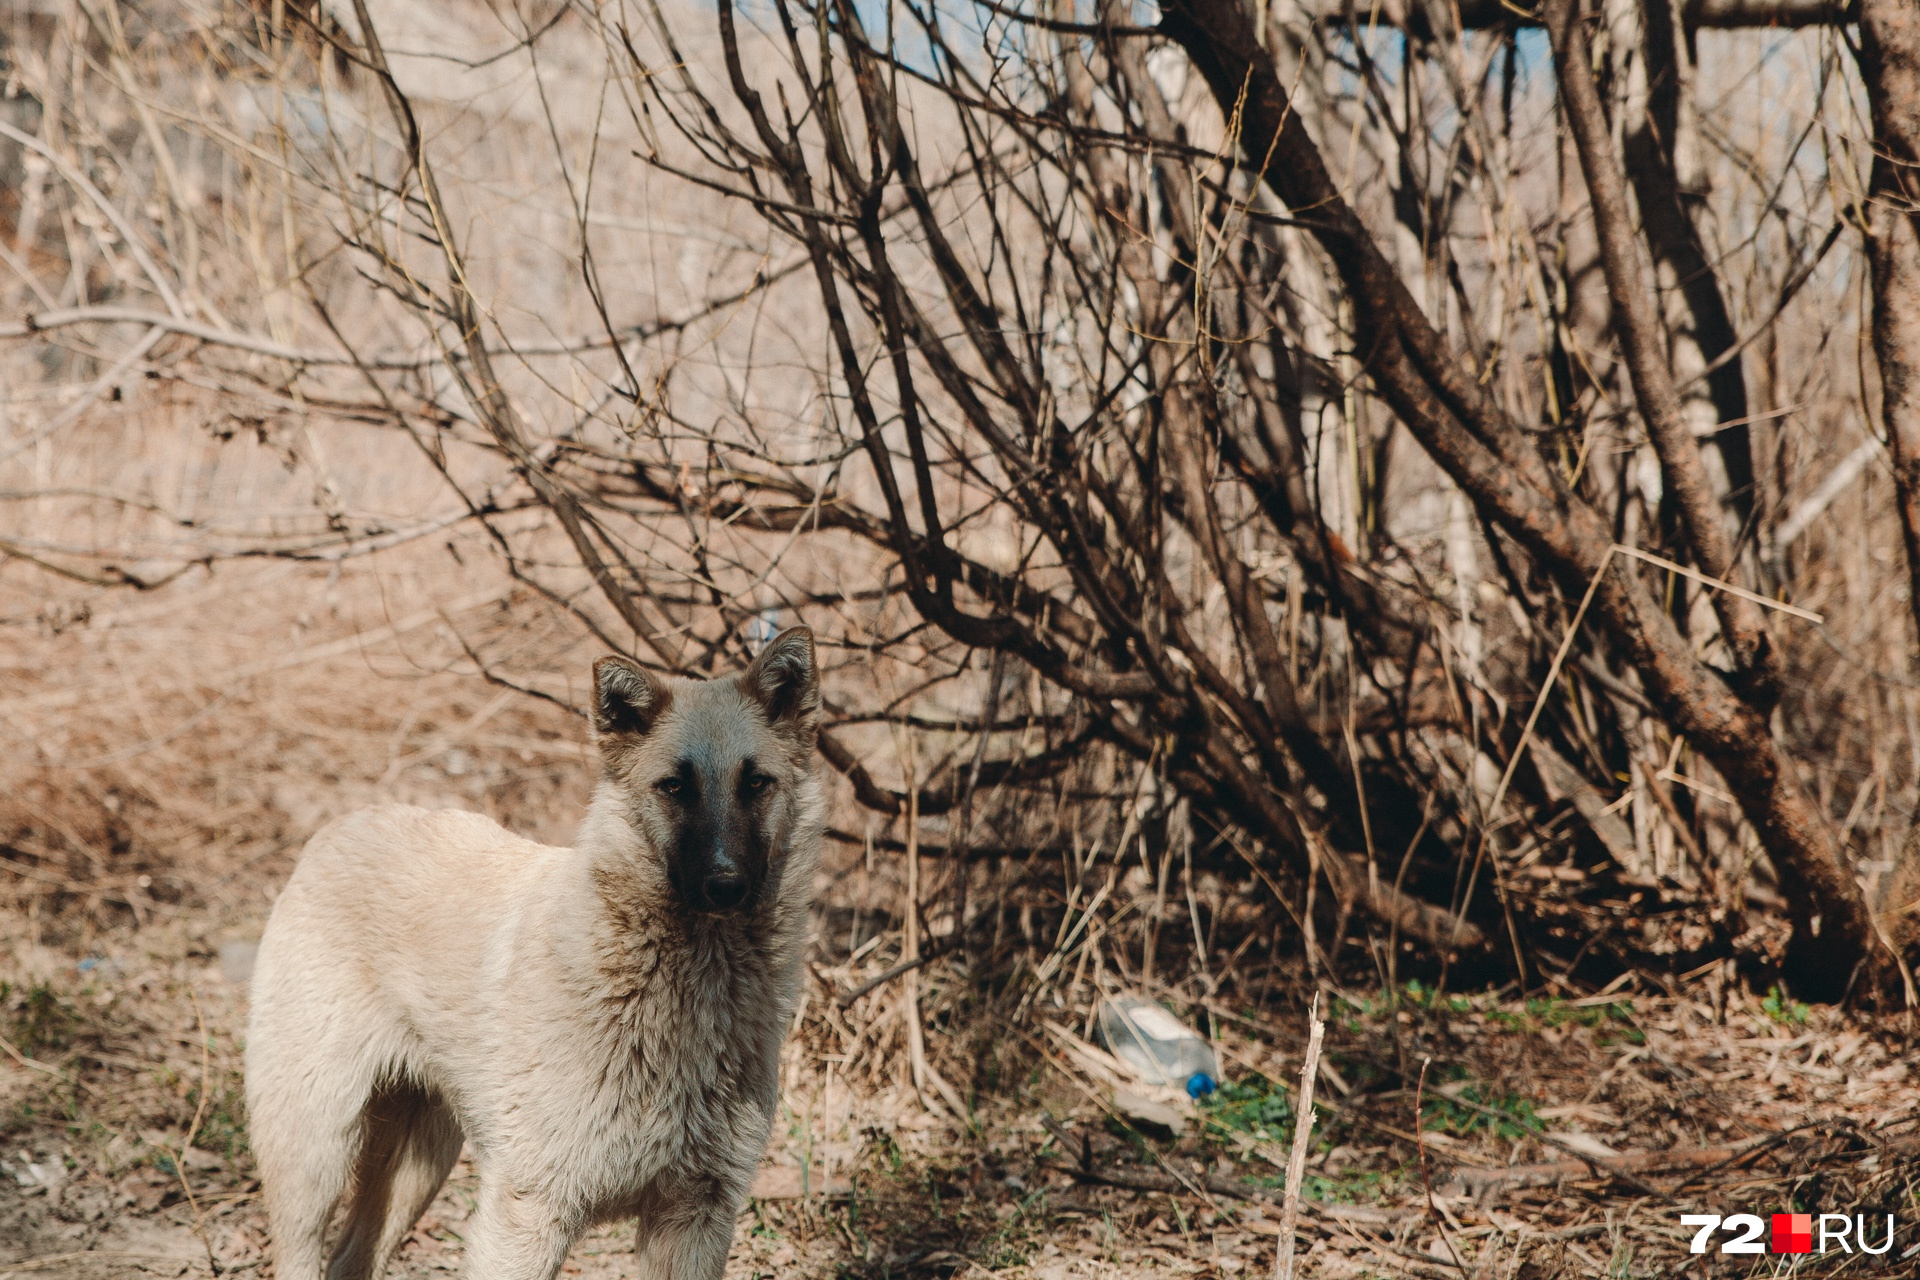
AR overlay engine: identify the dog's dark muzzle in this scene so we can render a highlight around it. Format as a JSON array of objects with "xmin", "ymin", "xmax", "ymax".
[
  {"xmin": 702, "ymin": 869, "xmax": 749, "ymax": 911},
  {"xmin": 674, "ymin": 789, "xmax": 762, "ymax": 912},
  {"xmin": 686, "ymin": 842, "xmax": 755, "ymax": 913}
]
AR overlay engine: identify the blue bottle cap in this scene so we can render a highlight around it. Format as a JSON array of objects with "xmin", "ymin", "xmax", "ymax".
[{"xmin": 1186, "ymin": 1072, "xmax": 1216, "ymax": 1098}]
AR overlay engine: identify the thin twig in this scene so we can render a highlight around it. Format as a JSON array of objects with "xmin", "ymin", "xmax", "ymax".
[
  {"xmin": 1609, "ymin": 544, "xmax": 1823, "ymax": 622},
  {"xmin": 1413, "ymin": 1057, "xmax": 1470, "ymax": 1277},
  {"xmin": 1272, "ymin": 996, "xmax": 1325, "ymax": 1280},
  {"xmin": 172, "ymin": 990, "xmax": 222, "ymax": 1277},
  {"xmin": 0, "ymin": 1030, "xmax": 71, "ymax": 1084}
]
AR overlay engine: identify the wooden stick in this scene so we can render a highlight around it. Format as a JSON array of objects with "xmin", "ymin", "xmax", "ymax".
[
  {"xmin": 903, "ymin": 730, "xmax": 927, "ymax": 1097},
  {"xmin": 1273, "ymin": 996, "xmax": 1325, "ymax": 1280}
]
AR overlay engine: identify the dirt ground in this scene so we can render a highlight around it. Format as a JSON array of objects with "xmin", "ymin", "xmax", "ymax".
[
  {"xmin": 5, "ymin": 884, "xmax": 1919, "ymax": 1280},
  {"xmin": 0, "ymin": 564, "xmax": 1912, "ymax": 1279}
]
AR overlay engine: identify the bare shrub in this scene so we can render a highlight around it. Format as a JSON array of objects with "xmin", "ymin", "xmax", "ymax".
[{"xmin": 2, "ymin": 0, "xmax": 1917, "ymax": 1010}]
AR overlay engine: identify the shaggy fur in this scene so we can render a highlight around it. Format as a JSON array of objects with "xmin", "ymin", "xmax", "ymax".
[{"xmin": 245, "ymin": 629, "xmax": 825, "ymax": 1280}]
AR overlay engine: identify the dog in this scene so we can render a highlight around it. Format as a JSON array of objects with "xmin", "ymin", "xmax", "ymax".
[{"xmin": 244, "ymin": 628, "xmax": 824, "ymax": 1280}]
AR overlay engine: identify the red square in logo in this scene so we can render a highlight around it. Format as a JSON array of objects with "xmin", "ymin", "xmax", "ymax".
[{"xmin": 1772, "ymin": 1213, "xmax": 1813, "ymax": 1254}]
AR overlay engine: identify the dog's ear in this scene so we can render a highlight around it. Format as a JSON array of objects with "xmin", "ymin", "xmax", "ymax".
[
  {"xmin": 592, "ymin": 656, "xmax": 671, "ymax": 742},
  {"xmin": 743, "ymin": 626, "xmax": 820, "ymax": 738}
]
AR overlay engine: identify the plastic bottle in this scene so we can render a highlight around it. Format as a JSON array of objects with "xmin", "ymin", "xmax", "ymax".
[{"xmin": 1096, "ymin": 994, "xmax": 1220, "ymax": 1098}]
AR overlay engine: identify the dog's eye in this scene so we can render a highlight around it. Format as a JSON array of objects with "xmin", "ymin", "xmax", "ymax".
[
  {"xmin": 746, "ymin": 773, "xmax": 773, "ymax": 792},
  {"xmin": 656, "ymin": 778, "xmax": 685, "ymax": 797}
]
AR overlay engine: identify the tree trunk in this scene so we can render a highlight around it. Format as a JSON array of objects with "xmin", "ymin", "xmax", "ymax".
[
  {"xmin": 1622, "ymin": 0, "xmax": 1759, "ymax": 542},
  {"xmin": 1859, "ymin": 0, "xmax": 1920, "ymax": 971},
  {"xmin": 1543, "ymin": 0, "xmax": 1777, "ymax": 702}
]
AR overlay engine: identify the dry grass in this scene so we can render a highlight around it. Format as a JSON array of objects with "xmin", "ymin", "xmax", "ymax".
[{"xmin": 6, "ymin": 885, "xmax": 1920, "ymax": 1279}]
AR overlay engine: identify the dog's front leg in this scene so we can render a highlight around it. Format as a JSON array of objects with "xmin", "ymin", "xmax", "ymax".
[{"xmin": 462, "ymin": 1180, "xmax": 576, "ymax": 1280}]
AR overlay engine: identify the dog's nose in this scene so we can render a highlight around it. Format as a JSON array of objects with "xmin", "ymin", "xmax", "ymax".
[{"xmin": 703, "ymin": 872, "xmax": 748, "ymax": 910}]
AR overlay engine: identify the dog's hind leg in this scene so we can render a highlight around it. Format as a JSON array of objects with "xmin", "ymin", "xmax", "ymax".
[
  {"xmin": 258, "ymin": 1147, "xmax": 343, "ymax": 1280},
  {"xmin": 251, "ymin": 1072, "xmax": 367, "ymax": 1280},
  {"xmin": 460, "ymin": 1178, "xmax": 577, "ymax": 1280},
  {"xmin": 326, "ymin": 1082, "xmax": 464, "ymax": 1280}
]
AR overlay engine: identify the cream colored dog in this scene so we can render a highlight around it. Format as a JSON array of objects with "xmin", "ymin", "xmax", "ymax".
[{"xmin": 245, "ymin": 629, "xmax": 824, "ymax": 1280}]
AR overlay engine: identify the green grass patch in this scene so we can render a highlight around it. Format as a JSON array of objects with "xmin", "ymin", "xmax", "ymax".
[
  {"xmin": 1761, "ymin": 984, "xmax": 1810, "ymax": 1028},
  {"xmin": 1196, "ymin": 1076, "xmax": 1390, "ymax": 1203},
  {"xmin": 1201, "ymin": 1075, "xmax": 1298, "ymax": 1145},
  {"xmin": 187, "ymin": 1079, "xmax": 250, "ymax": 1162},
  {"xmin": 1336, "ymin": 980, "xmax": 1474, "ymax": 1026},
  {"xmin": 1398, "ymin": 980, "xmax": 1475, "ymax": 1016},
  {"xmin": 1486, "ymin": 995, "xmax": 1644, "ymax": 1045},
  {"xmin": 1301, "ymin": 1168, "xmax": 1389, "ymax": 1203},
  {"xmin": 1422, "ymin": 1083, "xmax": 1540, "ymax": 1141}
]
